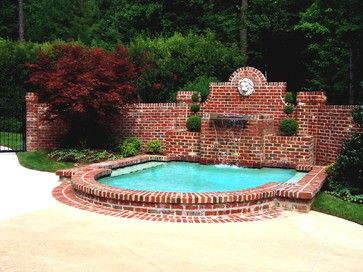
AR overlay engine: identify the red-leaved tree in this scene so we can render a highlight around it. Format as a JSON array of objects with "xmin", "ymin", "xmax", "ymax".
[{"xmin": 27, "ymin": 44, "xmax": 138, "ymax": 148}]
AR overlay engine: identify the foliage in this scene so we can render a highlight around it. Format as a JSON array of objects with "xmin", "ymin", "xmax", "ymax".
[
  {"xmin": 0, "ymin": 117, "xmax": 22, "ymax": 133},
  {"xmin": 352, "ymin": 108, "xmax": 363, "ymax": 127},
  {"xmin": 279, "ymin": 118, "xmax": 299, "ymax": 136},
  {"xmin": 181, "ymin": 75, "xmax": 217, "ymax": 102},
  {"xmin": 296, "ymin": 0, "xmax": 363, "ymax": 104},
  {"xmin": 17, "ymin": 151, "xmax": 74, "ymax": 172},
  {"xmin": 186, "ymin": 115, "xmax": 201, "ymax": 132},
  {"xmin": 191, "ymin": 92, "xmax": 200, "ymax": 103},
  {"xmin": 48, "ymin": 149, "xmax": 117, "ymax": 163},
  {"xmin": 283, "ymin": 105, "xmax": 294, "ymax": 115},
  {"xmin": 0, "ymin": 39, "xmax": 54, "ymax": 120},
  {"xmin": 26, "ymin": 43, "xmax": 138, "ymax": 148},
  {"xmin": 312, "ymin": 192, "xmax": 363, "ymax": 225},
  {"xmin": 326, "ymin": 133, "xmax": 363, "ymax": 193},
  {"xmin": 284, "ymin": 92, "xmax": 295, "ymax": 104},
  {"xmin": 190, "ymin": 103, "xmax": 200, "ymax": 113},
  {"xmin": 0, "ymin": 132, "xmax": 23, "ymax": 150},
  {"xmin": 119, "ymin": 137, "xmax": 141, "ymax": 157},
  {"xmin": 145, "ymin": 140, "xmax": 162, "ymax": 154},
  {"xmin": 127, "ymin": 32, "xmax": 244, "ymax": 102}
]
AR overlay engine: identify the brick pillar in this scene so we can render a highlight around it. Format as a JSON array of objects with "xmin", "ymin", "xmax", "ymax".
[
  {"xmin": 296, "ymin": 91, "xmax": 326, "ymax": 136},
  {"xmin": 25, "ymin": 92, "xmax": 39, "ymax": 151}
]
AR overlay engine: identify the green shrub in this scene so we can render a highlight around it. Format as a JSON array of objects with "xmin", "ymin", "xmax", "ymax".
[
  {"xmin": 127, "ymin": 32, "xmax": 244, "ymax": 102},
  {"xmin": 182, "ymin": 75, "xmax": 217, "ymax": 102},
  {"xmin": 190, "ymin": 103, "xmax": 200, "ymax": 113},
  {"xmin": 48, "ymin": 149, "xmax": 117, "ymax": 163},
  {"xmin": 119, "ymin": 137, "xmax": 141, "ymax": 157},
  {"xmin": 279, "ymin": 118, "xmax": 299, "ymax": 136},
  {"xmin": 186, "ymin": 115, "xmax": 201, "ymax": 132},
  {"xmin": 283, "ymin": 105, "xmax": 294, "ymax": 114},
  {"xmin": 191, "ymin": 92, "xmax": 200, "ymax": 103},
  {"xmin": 332, "ymin": 133, "xmax": 363, "ymax": 192},
  {"xmin": 352, "ymin": 107, "xmax": 363, "ymax": 127},
  {"xmin": 284, "ymin": 92, "xmax": 295, "ymax": 104},
  {"xmin": 0, "ymin": 117, "xmax": 22, "ymax": 132},
  {"xmin": 146, "ymin": 140, "xmax": 162, "ymax": 154}
]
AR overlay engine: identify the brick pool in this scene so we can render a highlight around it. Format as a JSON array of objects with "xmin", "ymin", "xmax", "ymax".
[{"xmin": 54, "ymin": 155, "xmax": 327, "ymax": 223}]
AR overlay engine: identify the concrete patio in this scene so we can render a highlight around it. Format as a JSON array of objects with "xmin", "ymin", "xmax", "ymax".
[{"xmin": 0, "ymin": 152, "xmax": 362, "ymax": 272}]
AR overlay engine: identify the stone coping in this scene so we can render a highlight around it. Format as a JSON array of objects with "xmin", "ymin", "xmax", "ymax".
[{"xmin": 56, "ymin": 155, "xmax": 327, "ymax": 210}]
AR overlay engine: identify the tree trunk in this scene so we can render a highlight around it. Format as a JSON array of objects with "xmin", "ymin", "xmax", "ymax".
[
  {"xmin": 349, "ymin": 47, "xmax": 354, "ymax": 104},
  {"xmin": 240, "ymin": 0, "xmax": 248, "ymax": 58},
  {"xmin": 18, "ymin": 0, "xmax": 25, "ymax": 42}
]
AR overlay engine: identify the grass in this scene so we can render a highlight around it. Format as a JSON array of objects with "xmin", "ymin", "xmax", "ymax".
[
  {"xmin": 312, "ymin": 192, "xmax": 363, "ymax": 225},
  {"xmin": 17, "ymin": 150, "xmax": 74, "ymax": 173},
  {"xmin": 0, "ymin": 131, "xmax": 23, "ymax": 150}
]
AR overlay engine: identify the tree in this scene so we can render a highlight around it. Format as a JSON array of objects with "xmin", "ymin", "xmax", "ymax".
[
  {"xmin": 297, "ymin": 0, "xmax": 363, "ymax": 104},
  {"xmin": 26, "ymin": 44, "xmax": 138, "ymax": 148},
  {"xmin": 240, "ymin": 0, "xmax": 248, "ymax": 57},
  {"xmin": 18, "ymin": 0, "xmax": 25, "ymax": 41},
  {"xmin": 0, "ymin": 0, "xmax": 18, "ymax": 40}
]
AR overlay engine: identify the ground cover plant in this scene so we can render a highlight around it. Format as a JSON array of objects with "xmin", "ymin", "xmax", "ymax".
[
  {"xmin": 312, "ymin": 192, "xmax": 363, "ymax": 225},
  {"xmin": 17, "ymin": 151, "xmax": 74, "ymax": 172}
]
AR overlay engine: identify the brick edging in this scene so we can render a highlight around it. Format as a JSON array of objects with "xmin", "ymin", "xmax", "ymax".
[{"xmin": 56, "ymin": 155, "xmax": 327, "ymax": 216}]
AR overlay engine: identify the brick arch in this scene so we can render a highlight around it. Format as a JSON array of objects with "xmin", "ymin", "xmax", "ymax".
[{"xmin": 229, "ymin": 66, "xmax": 267, "ymax": 86}]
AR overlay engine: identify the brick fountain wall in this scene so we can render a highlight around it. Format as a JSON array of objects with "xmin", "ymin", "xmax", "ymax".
[{"xmin": 26, "ymin": 67, "xmax": 360, "ymax": 167}]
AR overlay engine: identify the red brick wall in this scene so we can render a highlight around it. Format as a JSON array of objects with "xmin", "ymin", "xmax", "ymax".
[
  {"xmin": 203, "ymin": 67, "xmax": 286, "ymax": 132},
  {"xmin": 25, "ymin": 93, "xmax": 66, "ymax": 150},
  {"xmin": 315, "ymin": 105, "xmax": 359, "ymax": 165},
  {"xmin": 295, "ymin": 92, "xmax": 359, "ymax": 165},
  {"xmin": 199, "ymin": 114, "xmax": 275, "ymax": 167},
  {"xmin": 112, "ymin": 103, "xmax": 189, "ymax": 144},
  {"xmin": 25, "ymin": 67, "xmax": 360, "ymax": 168},
  {"xmin": 164, "ymin": 131, "xmax": 200, "ymax": 160},
  {"xmin": 264, "ymin": 135, "xmax": 315, "ymax": 168}
]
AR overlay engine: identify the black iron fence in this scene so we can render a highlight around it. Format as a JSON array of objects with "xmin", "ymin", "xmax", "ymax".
[{"xmin": 0, "ymin": 91, "xmax": 26, "ymax": 152}]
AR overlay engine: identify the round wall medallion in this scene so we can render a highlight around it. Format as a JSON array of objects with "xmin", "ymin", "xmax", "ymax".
[{"xmin": 238, "ymin": 78, "xmax": 254, "ymax": 96}]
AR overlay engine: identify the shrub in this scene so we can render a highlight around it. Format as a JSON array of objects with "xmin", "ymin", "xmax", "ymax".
[
  {"xmin": 146, "ymin": 140, "xmax": 161, "ymax": 154},
  {"xmin": 182, "ymin": 75, "xmax": 217, "ymax": 102},
  {"xmin": 279, "ymin": 118, "xmax": 299, "ymax": 136},
  {"xmin": 26, "ymin": 44, "xmax": 138, "ymax": 148},
  {"xmin": 48, "ymin": 149, "xmax": 117, "ymax": 163},
  {"xmin": 190, "ymin": 103, "xmax": 200, "ymax": 113},
  {"xmin": 352, "ymin": 107, "xmax": 363, "ymax": 127},
  {"xmin": 127, "ymin": 32, "xmax": 244, "ymax": 102},
  {"xmin": 119, "ymin": 137, "xmax": 141, "ymax": 157},
  {"xmin": 284, "ymin": 92, "xmax": 295, "ymax": 104},
  {"xmin": 283, "ymin": 105, "xmax": 294, "ymax": 114},
  {"xmin": 186, "ymin": 115, "xmax": 201, "ymax": 132},
  {"xmin": 191, "ymin": 92, "xmax": 199, "ymax": 103},
  {"xmin": 333, "ymin": 133, "xmax": 363, "ymax": 191},
  {"xmin": 0, "ymin": 117, "xmax": 22, "ymax": 132}
]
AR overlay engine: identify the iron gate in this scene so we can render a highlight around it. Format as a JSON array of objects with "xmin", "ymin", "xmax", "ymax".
[{"xmin": 0, "ymin": 91, "xmax": 26, "ymax": 152}]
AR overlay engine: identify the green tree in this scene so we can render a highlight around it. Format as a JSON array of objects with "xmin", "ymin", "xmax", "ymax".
[
  {"xmin": 297, "ymin": 0, "xmax": 363, "ymax": 104},
  {"xmin": 0, "ymin": 0, "xmax": 18, "ymax": 40}
]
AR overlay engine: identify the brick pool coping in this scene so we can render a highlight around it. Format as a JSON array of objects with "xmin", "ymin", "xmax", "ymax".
[{"xmin": 55, "ymin": 155, "xmax": 327, "ymax": 219}]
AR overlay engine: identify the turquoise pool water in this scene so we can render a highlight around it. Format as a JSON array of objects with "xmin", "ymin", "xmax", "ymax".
[{"xmin": 99, "ymin": 161, "xmax": 304, "ymax": 193}]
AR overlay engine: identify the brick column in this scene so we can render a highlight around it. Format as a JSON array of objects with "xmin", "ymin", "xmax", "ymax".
[{"xmin": 25, "ymin": 92, "xmax": 39, "ymax": 151}]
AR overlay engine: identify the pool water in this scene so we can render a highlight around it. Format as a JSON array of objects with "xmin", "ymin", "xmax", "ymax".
[{"xmin": 99, "ymin": 161, "xmax": 303, "ymax": 193}]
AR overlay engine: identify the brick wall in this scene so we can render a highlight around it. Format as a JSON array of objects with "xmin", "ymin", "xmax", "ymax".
[
  {"xmin": 264, "ymin": 135, "xmax": 315, "ymax": 168},
  {"xmin": 26, "ymin": 67, "xmax": 360, "ymax": 168},
  {"xmin": 25, "ymin": 93, "xmax": 66, "ymax": 150},
  {"xmin": 164, "ymin": 131, "xmax": 200, "ymax": 161},
  {"xmin": 112, "ymin": 103, "xmax": 189, "ymax": 144},
  {"xmin": 295, "ymin": 92, "xmax": 359, "ymax": 165}
]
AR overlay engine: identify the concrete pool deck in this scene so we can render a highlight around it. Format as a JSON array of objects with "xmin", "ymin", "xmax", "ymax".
[{"xmin": 0, "ymin": 152, "xmax": 362, "ymax": 272}]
